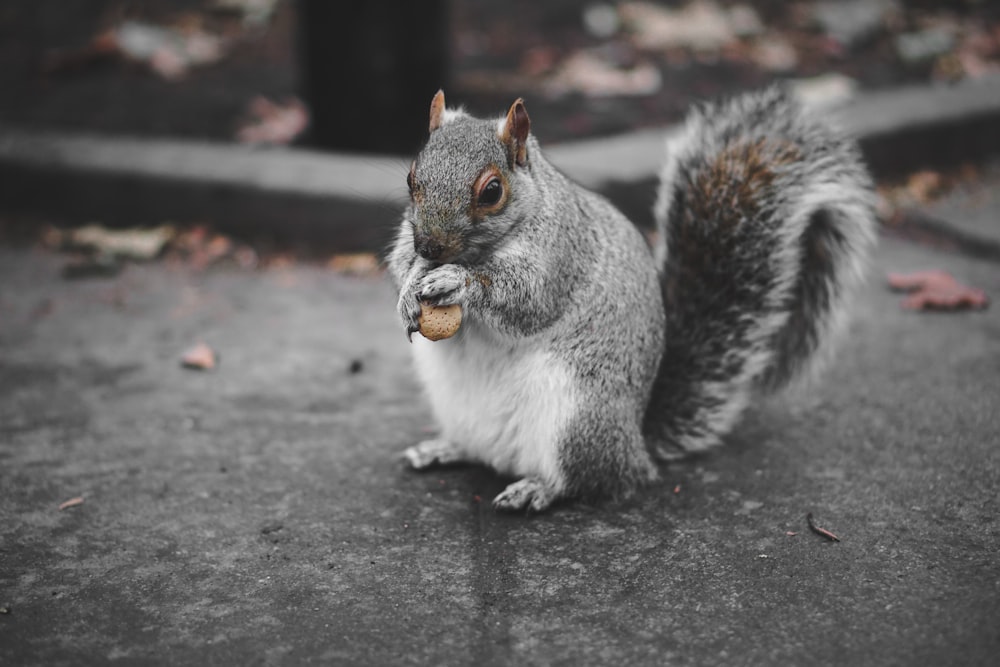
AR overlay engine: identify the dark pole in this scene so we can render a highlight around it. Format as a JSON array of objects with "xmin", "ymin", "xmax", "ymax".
[{"xmin": 296, "ymin": 0, "xmax": 450, "ymax": 155}]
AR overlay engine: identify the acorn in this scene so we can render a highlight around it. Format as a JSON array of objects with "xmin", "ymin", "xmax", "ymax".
[{"xmin": 418, "ymin": 301, "xmax": 462, "ymax": 341}]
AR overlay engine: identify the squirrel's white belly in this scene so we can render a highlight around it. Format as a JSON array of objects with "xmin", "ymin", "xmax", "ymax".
[{"xmin": 410, "ymin": 324, "xmax": 576, "ymax": 485}]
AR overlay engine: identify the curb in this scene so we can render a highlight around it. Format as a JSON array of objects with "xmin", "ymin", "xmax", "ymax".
[{"xmin": 2, "ymin": 77, "xmax": 999, "ymax": 251}]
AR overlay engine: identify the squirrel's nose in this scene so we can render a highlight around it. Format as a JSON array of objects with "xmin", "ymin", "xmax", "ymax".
[{"xmin": 414, "ymin": 234, "xmax": 445, "ymax": 261}]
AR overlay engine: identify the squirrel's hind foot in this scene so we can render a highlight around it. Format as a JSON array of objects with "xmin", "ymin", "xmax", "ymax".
[
  {"xmin": 402, "ymin": 438, "xmax": 468, "ymax": 469},
  {"xmin": 493, "ymin": 477, "xmax": 560, "ymax": 513}
]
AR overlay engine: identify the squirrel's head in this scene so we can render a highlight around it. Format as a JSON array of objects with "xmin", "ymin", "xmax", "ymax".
[{"xmin": 405, "ymin": 90, "xmax": 533, "ymax": 264}]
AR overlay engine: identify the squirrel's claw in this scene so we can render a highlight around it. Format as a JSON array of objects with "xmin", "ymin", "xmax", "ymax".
[{"xmin": 396, "ymin": 289, "xmax": 422, "ymax": 341}]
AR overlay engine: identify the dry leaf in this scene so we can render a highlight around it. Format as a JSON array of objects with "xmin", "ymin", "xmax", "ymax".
[
  {"xmin": 170, "ymin": 227, "xmax": 241, "ymax": 269},
  {"xmin": 806, "ymin": 512, "xmax": 841, "ymax": 542},
  {"xmin": 791, "ymin": 73, "xmax": 859, "ymax": 110},
  {"xmin": 58, "ymin": 497, "xmax": 85, "ymax": 511},
  {"xmin": 905, "ymin": 170, "xmax": 946, "ymax": 204},
  {"xmin": 44, "ymin": 20, "xmax": 231, "ymax": 80},
  {"xmin": 327, "ymin": 253, "xmax": 381, "ymax": 277},
  {"xmin": 621, "ymin": 1, "xmax": 736, "ymax": 52},
  {"xmin": 887, "ymin": 270, "xmax": 989, "ymax": 310},
  {"xmin": 181, "ymin": 342, "xmax": 218, "ymax": 370},
  {"xmin": 751, "ymin": 35, "xmax": 799, "ymax": 72},
  {"xmin": 67, "ymin": 224, "xmax": 175, "ymax": 260},
  {"xmin": 236, "ymin": 97, "xmax": 309, "ymax": 145},
  {"xmin": 116, "ymin": 21, "xmax": 226, "ymax": 80},
  {"xmin": 545, "ymin": 50, "xmax": 661, "ymax": 98}
]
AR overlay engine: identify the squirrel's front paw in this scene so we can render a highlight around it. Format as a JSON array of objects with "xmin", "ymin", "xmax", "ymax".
[
  {"xmin": 396, "ymin": 290, "xmax": 422, "ymax": 339},
  {"xmin": 417, "ymin": 265, "xmax": 469, "ymax": 307}
]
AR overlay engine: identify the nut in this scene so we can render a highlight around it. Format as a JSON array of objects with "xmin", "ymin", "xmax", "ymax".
[{"xmin": 418, "ymin": 301, "xmax": 462, "ymax": 341}]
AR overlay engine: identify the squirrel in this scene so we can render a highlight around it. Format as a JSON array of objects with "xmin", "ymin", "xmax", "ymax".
[{"xmin": 387, "ymin": 87, "xmax": 877, "ymax": 512}]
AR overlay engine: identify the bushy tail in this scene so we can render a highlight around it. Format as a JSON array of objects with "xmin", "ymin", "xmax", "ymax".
[{"xmin": 643, "ymin": 87, "xmax": 877, "ymax": 457}]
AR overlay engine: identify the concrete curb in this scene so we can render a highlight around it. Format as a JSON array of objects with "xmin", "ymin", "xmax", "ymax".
[{"xmin": 2, "ymin": 77, "xmax": 999, "ymax": 250}]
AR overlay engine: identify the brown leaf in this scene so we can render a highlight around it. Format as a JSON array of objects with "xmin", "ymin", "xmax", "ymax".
[
  {"xmin": 887, "ymin": 270, "xmax": 989, "ymax": 311},
  {"xmin": 170, "ymin": 228, "xmax": 238, "ymax": 269},
  {"xmin": 806, "ymin": 512, "xmax": 840, "ymax": 542},
  {"xmin": 327, "ymin": 253, "xmax": 381, "ymax": 277},
  {"xmin": 58, "ymin": 497, "xmax": 85, "ymax": 511},
  {"xmin": 544, "ymin": 50, "xmax": 661, "ymax": 98},
  {"xmin": 905, "ymin": 170, "xmax": 946, "ymax": 204},
  {"xmin": 67, "ymin": 224, "xmax": 176, "ymax": 260},
  {"xmin": 751, "ymin": 34, "xmax": 799, "ymax": 72},
  {"xmin": 621, "ymin": 1, "xmax": 738, "ymax": 52},
  {"xmin": 181, "ymin": 342, "xmax": 218, "ymax": 370},
  {"xmin": 236, "ymin": 96, "xmax": 309, "ymax": 145}
]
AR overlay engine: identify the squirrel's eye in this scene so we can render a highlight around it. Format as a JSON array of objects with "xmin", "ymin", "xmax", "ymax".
[
  {"xmin": 406, "ymin": 163, "xmax": 416, "ymax": 198},
  {"xmin": 478, "ymin": 177, "xmax": 503, "ymax": 207}
]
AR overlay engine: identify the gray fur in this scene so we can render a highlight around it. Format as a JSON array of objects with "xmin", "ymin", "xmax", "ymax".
[
  {"xmin": 646, "ymin": 86, "xmax": 877, "ymax": 456},
  {"xmin": 388, "ymin": 87, "xmax": 877, "ymax": 510}
]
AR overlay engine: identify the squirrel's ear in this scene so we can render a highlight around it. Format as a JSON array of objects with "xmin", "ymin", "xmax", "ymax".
[
  {"xmin": 429, "ymin": 90, "xmax": 446, "ymax": 133},
  {"xmin": 500, "ymin": 98, "xmax": 530, "ymax": 167}
]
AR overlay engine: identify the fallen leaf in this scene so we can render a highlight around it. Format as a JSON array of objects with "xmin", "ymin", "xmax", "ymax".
[
  {"xmin": 113, "ymin": 21, "xmax": 227, "ymax": 80},
  {"xmin": 200, "ymin": 234, "xmax": 233, "ymax": 264},
  {"xmin": 545, "ymin": 50, "xmax": 661, "ymax": 98},
  {"xmin": 621, "ymin": 1, "xmax": 737, "ymax": 52},
  {"xmin": 806, "ymin": 512, "xmax": 841, "ymax": 542},
  {"xmin": 67, "ymin": 224, "xmax": 176, "ymax": 260},
  {"xmin": 236, "ymin": 97, "xmax": 309, "ymax": 145},
  {"xmin": 181, "ymin": 342, "xmax": 218, "ymax": 370},
  {"xmin": 905, "ymin": 170, "xmax": 946, "ymax": 204},
  {"xmin": 751, "ymin": 34, "xmax": 799, "ymax": 72},
  {"xmin": 170, "ymin": 228, "xmax": 242, "ymax": 269},
  {"xmin": 41, "ymin": 21, "xmax": 228, "ymax": 80},
  {"xmin": 58, "ymin": 497, "xmax": 84, "ymax": 511},
  {"xmin": 790, "ymin": 73, "xmax": 858, "ymax": 110},
  {"xmin": 327, "ymin": 253, "xmax": 381, "ymax": 277},
  {"xmin": 887, "ymin": 270, "xmax": 989, "ymax": 311}
]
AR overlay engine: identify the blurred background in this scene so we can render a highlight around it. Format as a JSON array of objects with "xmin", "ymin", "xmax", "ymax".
[
  {"xmin": 1, "ymin": 0, "xmax": 998, "ymax": 154},
  {"xmin": 1, "ymin": 0, "xmax": 999, "ymax": 264}
]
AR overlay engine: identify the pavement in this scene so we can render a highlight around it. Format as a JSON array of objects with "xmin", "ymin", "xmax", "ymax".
[
  {"xmin": 1, "ymin": 160, "xmax": 999, "ymax": 665},
  {"xmin": 2, "ymin": 75, "xmax": 1000, "ymax": 665}
]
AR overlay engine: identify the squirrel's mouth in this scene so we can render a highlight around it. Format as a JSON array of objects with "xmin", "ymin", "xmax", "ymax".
[{"xmin": 413, "ymin": 229, "xmax": 464, "ymax": 263}]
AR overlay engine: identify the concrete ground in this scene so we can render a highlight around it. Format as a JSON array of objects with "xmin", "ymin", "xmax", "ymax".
[{"xmin": 1, "ymin": 187, "xmax": 999, "ymax": 664}]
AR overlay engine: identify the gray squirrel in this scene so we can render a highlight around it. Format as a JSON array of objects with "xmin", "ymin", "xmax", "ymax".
[{"xmin": 388, "ymin": 87, "xmax": 877, "ymax": 512}]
